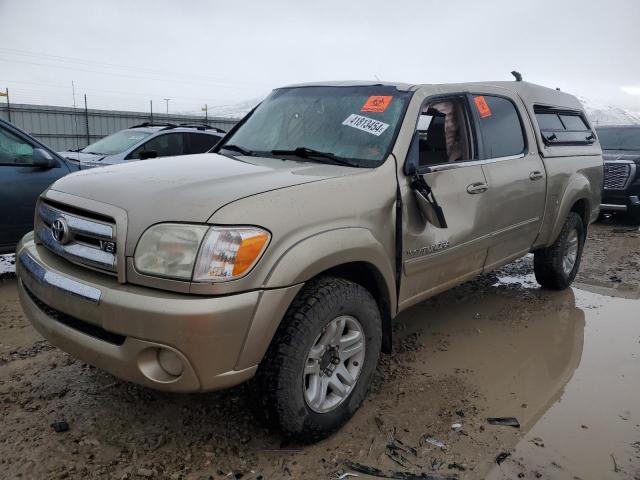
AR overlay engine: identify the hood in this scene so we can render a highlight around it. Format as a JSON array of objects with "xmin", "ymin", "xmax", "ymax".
[
  {"xmin": 58, "ymin": 151, "xmax": 106, "ymax": 162},
  {"xmin": 49, "ymin": 152, "xmax": 361, "ymax": 234},
  {"xmin": 603, "ymin": 150, "xmax": 640, "ymax": 164},
  {"xmin": 58, "ymin": 151, "xmax": 107, "ymax": 169}
]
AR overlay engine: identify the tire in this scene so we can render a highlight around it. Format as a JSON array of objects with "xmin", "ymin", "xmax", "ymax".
[
  {"xmin": 257, "ymin": 276, "xmax": 382, "ymax": 442},
  {"xmin": 534, "ymin": 212, "xmax": 585, "ymax": 290}
]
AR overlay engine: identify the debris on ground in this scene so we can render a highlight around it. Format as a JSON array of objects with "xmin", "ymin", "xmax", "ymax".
[
  {"xmin": 421, "ymin": 436, "xmax": 446, "ymax": 450},
  {"xmin": 50, "ymin": 421, "xmax": 69, "ymax": 433},
  {"xmin": 610, "ymin": 453, "xmax": 620, "ymax": 473},
  {"xmin": 343, "ymin": 461, "xmax": 456, "ymax": 480},
  {"xmin": 385, "ymin": 433, "xmax": 418, "ymax": 469},
  {"xmin": 451, "ymin": 423, "xmax": 462, "ymax": 432},
  {"xmin": 333, "ymin": 473, "xmax": 359, "ymax": 479},
  {"xmin": 487, "ymin": 417, "xmax": 521, "ymax": 428},
  {"xmin": 447, "ymin": 462, "xmax": 466, "ymax": 471},
  {"xmin": 495, "ymin": 452, "xmax": 511, "ymax": 465}
]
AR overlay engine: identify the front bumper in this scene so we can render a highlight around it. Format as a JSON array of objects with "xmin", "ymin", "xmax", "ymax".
[
  {"xmin": 601, "ymin": 195, "xmax": 640, "ymax": 212},
  {"xmin": 16, "ymin": 238, "xmax": 301, "ymax": 392}
]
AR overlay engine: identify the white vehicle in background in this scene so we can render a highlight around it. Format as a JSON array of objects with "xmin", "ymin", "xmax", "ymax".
[{"xmin": 58, "ymin": 123, "xmax": 225, "ymax": 169}]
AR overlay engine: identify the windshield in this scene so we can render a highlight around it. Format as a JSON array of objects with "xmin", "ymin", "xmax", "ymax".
[
  {"xmin": 82, "ymin": 129, "xmax": 152, "ymax": 155},
  {"xmin": 218, "ymin": 86, "xmax": 412, "ymax": 167},
  {"xmin": 596, "ymin": 126, "xmax": 640, "ymax": 151}
]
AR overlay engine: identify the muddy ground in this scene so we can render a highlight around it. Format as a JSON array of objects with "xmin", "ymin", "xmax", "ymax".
[{"xmin": 1, "ymin": 220, "xmax": 639, "ymax": 480}]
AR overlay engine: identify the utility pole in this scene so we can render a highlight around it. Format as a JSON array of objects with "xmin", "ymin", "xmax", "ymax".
[
  {"xmin": 84, "ymin": 94, "xmax": 90, "ymax": 146},
  {"xmin": 202, "ymin": 104, "xmax": 208, "ymax": 124},
  {"xmin": 163, "ymin": 98, "xmax": 170, "ymax": 115},
  {"xmin": 71, "ymin": 81, "xmax": 79, "ymax": 152},
  {"xmin": 150, "ymin": 100, "xmax": 153, "ymax": 124},
  {"xmin": 0, "ymin": 88, "xmax": 10, "ymax": 122}
]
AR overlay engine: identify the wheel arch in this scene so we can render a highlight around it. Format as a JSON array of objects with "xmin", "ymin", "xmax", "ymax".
[
  {"xmin": 321, "ymin": 261, "xmax": 394, "ymax": 354},
  {"xmin": 546, "ymin": 176, "xmax": 592, "ymax": 246},
  {"xmin": 235, "ymin": 228, "xmax": 397, "ymax": 370}
]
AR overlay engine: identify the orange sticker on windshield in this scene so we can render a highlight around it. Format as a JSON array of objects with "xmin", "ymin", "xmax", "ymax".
[
  {"xmin": 361, "ymin": 96, "xmax": 393, "ymax": 113},
  {"xmin": 474, "ymin": 96, "xmax": 492, "ymax": 118}
]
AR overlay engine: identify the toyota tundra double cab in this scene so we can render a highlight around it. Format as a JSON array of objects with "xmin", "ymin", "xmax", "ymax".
[{"xmin": 16, "ymin": 80, "xmax": 603, "ymax": 440}]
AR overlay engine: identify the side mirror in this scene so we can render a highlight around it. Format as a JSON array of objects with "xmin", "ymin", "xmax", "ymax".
[
  {"xmin": 414, "ymin": 189, "xmax": 448, "ymax": 229},
  {"xmin": 32, "ymin": 148, "xmax": 57, "ymax": 168},
  {"xmin": 405, "ymin": 132, "xmax": 448, "ymax": 229},
  {"xmin": 138, "ymin": 150, "xmax": 158, "ymax": 160}
]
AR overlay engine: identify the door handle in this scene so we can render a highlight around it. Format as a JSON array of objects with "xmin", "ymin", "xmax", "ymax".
[
  {"xmin": 466, "ymin": 182, "xmax": 488, "ymax": 194},
  {"xmin": 529, "ymin": 171, "xmax": 544, "ymax": 181}
]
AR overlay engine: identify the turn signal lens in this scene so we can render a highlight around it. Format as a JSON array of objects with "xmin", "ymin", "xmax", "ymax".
[
  {"xmin": 193, "ymin": 227, "xmax": 270, "ymax": 282},
  {"xmin": 232, "ymin": 231, "xmax": 270, "ymax": 276}
]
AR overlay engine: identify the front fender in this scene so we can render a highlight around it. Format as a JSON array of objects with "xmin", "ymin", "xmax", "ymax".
[{"xmin": 264, "ymin": 227, "xmax": 397, "ymax": 313}]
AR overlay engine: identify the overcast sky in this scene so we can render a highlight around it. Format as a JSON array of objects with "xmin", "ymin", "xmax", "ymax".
[{"xmin": 0, "ymin": 0, "xmax": 639, "ymax": 116}]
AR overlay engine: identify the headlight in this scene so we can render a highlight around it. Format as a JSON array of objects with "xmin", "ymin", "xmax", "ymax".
[
  {"xmin": 134, "ymin": 224, "xmax": 270, "ymax": 282},
  {"xmin": 135, "ymin": 223, "xmax": 209, "ymax": 280}
]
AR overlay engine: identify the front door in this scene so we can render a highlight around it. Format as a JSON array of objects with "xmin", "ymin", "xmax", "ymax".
[
  {"xmin": 0, "ymin": 125, "xmax": 68, "ymax": 251},
  {"xmin": 398, "ymin": 94, "xmax": 493, "ymax": 310}
]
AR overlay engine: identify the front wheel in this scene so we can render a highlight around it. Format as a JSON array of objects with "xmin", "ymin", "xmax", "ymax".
[
  {"xmin": 534, "ymin": 212, "xmax": 585, "ymax": 290},
  {"xmin": 257, "ymin": 276, "xmax": 382, "ymax": 442}
]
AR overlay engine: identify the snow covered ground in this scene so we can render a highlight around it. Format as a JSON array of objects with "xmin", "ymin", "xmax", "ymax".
[{"xmin": 0, "ymin": 254, "xmax": 16, "ymax": 277}]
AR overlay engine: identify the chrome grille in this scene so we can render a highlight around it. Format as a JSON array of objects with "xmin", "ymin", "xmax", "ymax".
[
  {"xmin": 37, "ymin": 202, "xmax": 117, "ymax": 274},
  {"xmin": 603, "ymin": 162, "xmax": 632, "ymax": 190}
]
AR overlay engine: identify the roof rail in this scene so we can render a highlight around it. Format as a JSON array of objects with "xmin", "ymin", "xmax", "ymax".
[
  {"xmin": 130, "ymin": 122, "xmax": 178, "ymax": 130},
  {"xmin": 178, "ymin": 123, "xmax": 226, "ymax": 133}
]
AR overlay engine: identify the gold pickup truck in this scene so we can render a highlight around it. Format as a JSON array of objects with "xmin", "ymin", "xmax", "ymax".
[{"xmin": 16, "ymin": 80, "xmax": 603, "ymax": 441}]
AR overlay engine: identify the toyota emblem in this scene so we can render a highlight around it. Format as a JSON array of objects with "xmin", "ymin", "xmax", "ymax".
[{"xmin": 51, "ymin": 218, "xmax": 70, "ymax": 244}]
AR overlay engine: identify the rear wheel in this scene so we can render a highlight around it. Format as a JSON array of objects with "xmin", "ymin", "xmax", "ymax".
[
  {"xmin": 534, "ymin": 212, "xmax": 585, "ymax": 290},
  {"xmin": 257, "ymin": 276, "xmax": 381, "ymax": 442}
]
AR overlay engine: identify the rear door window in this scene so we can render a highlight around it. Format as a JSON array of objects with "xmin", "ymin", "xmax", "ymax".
[
  {"xmin": 473, "ymin": 95, "xmax": 525, "ymax": 159},
  {"xmin": 129, "ymin": 133, "xmax": 186, "ymax": 159},
  {"xmin": 186, "ymin": 133, "xmax": 222, "ymax": 154}
]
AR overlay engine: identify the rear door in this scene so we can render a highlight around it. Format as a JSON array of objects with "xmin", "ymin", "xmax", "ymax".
[
  {"xmin": 469, "ymin": 91, "xmax": 547, "ymax": 271},
  {"xmin": 0, "ymin": 124, "xmax": 70, "ymax": 251}
]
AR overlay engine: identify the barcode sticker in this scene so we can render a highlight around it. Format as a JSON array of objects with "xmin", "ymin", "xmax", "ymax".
[{"xmin": 342, "ymin": 114, "xmax": 390, "ymax": 136}]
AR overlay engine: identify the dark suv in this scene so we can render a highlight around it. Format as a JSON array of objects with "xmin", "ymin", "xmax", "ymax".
[
  {"xmin": 597, "ymin": 125, "xmax": 640, "ymax": 223},
  {"xmin": 58, "ymin": 123, "xmax": 225, "ymax": 169}
]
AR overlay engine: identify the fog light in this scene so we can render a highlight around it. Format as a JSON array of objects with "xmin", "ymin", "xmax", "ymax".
[{"xmin": 157, "ymin": 348, "xmax": 184, "ymax": 377}]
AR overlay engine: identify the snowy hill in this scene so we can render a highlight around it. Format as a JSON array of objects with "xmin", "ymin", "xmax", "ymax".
[
  {"xmin": 208, "ymin": 97, "xmax": 265, "ymax": 119},
  {"xmin": 578, "ymin": 96, "xmax": 640, "ymax": 126}
]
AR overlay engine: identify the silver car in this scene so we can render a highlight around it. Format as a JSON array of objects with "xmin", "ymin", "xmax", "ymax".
[{"xmin": 58, "ymin": 123, "xmax": 225, "ymax": 169}]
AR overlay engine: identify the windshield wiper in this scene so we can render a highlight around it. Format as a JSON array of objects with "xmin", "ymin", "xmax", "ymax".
[
  {"xmin": 270, "ymin": 147, "xmax": 357, "ymax": 167},
  {"xmin": 220, "ymin": 144, "xmax": 256, "ymax": 156}
]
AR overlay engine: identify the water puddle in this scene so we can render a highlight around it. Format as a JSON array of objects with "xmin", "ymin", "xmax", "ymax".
[{"xmin": 395, "ymin": 267, "xmax": 640, "ymax": 479}]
